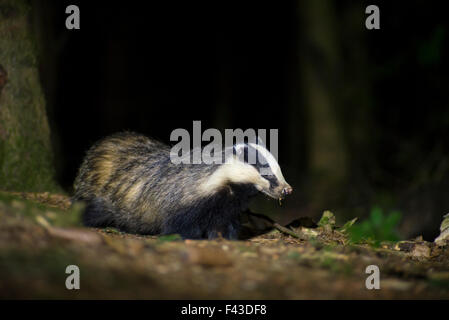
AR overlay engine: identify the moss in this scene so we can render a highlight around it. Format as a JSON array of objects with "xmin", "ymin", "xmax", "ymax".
[
  {"xmin": 102, "ymin": 227, "xmax": 123, "ymax": 234},
  {"xmin": 0, "ymin": 192, "xmax": 82, "ymax": 227},
  {"xmin": 0, "ymin": 0, "xmax": 60, "ymax": 192},
  {"xmin": 0, "ymin": 247, "xmax": 76, "ymax": 279},
  {"xmin": 157, "ymin": 234, "xmax": 183, "ymax": 243}
]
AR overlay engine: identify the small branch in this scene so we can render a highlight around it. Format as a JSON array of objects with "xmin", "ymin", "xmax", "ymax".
[{"xmin": 273, "ymin": 223, "xmax": 306, "ymax": 240}]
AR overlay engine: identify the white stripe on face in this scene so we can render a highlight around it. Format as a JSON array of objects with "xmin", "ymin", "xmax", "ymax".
[
  {"xmin": 249, "ymin": 143, "xmax": 287, "ymax": 184},
  {"xmin": 198, "ymin": 156, "xmax": 270, "ymax": 196}
]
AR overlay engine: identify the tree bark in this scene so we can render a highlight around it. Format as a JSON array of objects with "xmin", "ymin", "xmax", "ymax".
[
  {"xmin": 0, "ymin": 0, "xmax": 58, "ymax": 192},
  {"xmin": 297, "ymin": 0, "xmax": 347, "ymax": 196}
]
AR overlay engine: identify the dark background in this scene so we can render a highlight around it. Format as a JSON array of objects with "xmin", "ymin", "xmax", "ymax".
[{"xmin": 34, "ymin": 0, "xmax": 449, "ymax": 240}]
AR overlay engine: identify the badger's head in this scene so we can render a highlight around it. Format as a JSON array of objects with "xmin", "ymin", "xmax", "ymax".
[{"xmin": 200, "ymin": 141, "xmax": 293, "ymax": 200}]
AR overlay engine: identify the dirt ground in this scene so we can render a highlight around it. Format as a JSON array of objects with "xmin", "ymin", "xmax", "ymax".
[{"xmin": 0, "ymin": 192, "xmax": 448, "ymax": 299}]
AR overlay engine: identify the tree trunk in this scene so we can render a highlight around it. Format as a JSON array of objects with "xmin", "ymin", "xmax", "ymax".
[
  {"xmin": 297, "ymin": 0, "xmax": 347, "ymax": 202},
  {"xmin": 0, "ymin": 0, "xmax": 58, "ymax": 192}
]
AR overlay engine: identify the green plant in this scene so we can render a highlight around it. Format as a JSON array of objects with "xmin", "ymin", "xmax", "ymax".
[
  {"xmin": 157, "ymin": 234, "xmax": 182, "ymax": 243},
  {"xmin": 348, "ymin": 206, "xmax": 401, "ymax": 246}
]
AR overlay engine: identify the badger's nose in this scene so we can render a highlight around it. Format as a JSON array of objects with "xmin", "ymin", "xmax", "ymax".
[{"xmin": 282, "ymin": 185, "xmax": 293, "ymax": 196}]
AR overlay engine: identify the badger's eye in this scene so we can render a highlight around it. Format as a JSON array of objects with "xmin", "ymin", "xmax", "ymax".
[
  {"xmin": 250, "ymin": 163, "xmax": 270, "ymax": 170},
  {"xmin": 263, "ymin": 175, "xmax": 279, "ymax": 188}
]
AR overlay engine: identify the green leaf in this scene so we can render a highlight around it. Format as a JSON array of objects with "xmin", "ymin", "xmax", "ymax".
[
  {"xmin": 318, "ymin": 210, "xmax": 336, "ymax": 228},
  {"xmin": 440, "ymin": 213, "xmax": 449, "ymax": 232},
  {"xmin": 370, "ymin": 207, "xmax": 383, "ymax": 227},
  {"xmin": 348, "ymin": 206, "xmax": 401, "ymax": 245},
  {"xmin": 338, "ymin": 217, "xmax": 358, "ymax": 234}
]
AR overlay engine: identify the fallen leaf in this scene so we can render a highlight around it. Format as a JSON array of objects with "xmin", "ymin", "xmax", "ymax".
[{"xmin": 411, "ymin": 244, "xmax": 431, "ymax": 258}]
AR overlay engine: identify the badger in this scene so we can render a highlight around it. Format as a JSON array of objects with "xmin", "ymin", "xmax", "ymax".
[{"xmin": 73, "ymin": 132, "xmax": 292, "ymax": 239}]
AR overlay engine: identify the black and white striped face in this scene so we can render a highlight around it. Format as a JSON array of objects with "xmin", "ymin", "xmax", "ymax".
[{"xmin": 231, "ymin": 142, "xmax": 292, "ymax": 199}]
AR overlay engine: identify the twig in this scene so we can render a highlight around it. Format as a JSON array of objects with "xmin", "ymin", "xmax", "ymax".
[{"xmin": 273, "ymin": 223, "xmax": 306, "ymax": 240}]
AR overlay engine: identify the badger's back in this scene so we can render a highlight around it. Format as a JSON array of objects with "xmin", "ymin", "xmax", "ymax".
[{"xmin": 74, "ymin": 132, "xmax": 168, "ymax": 233}]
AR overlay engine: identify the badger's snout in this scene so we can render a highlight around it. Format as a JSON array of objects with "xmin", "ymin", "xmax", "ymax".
[
  {"xmin": 271, "ymin": 183, "xmax": 293, "ymax": 200},
  {"xmin": 282, "ymin": 185, "xmax": 293, "ymax": 197}
]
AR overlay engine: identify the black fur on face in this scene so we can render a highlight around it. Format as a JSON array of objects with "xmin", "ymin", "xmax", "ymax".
[{"xmin": 233, "ymin": 143, "xmax": 280, "ymax": 191}]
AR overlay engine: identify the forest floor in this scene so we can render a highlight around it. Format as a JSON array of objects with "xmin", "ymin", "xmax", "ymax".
[{"xmin": 0, "ymin": 191, "xmax": 448, "ymax": 299}]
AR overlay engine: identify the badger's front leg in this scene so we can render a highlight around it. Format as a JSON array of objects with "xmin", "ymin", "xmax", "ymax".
[
  {"xmin": 207, "ymin": 221, "xmax": 239, "ymax": 240},
  {"xmin": 162, "ymin": 210, "xmax": 205, "ymax": 239}
]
